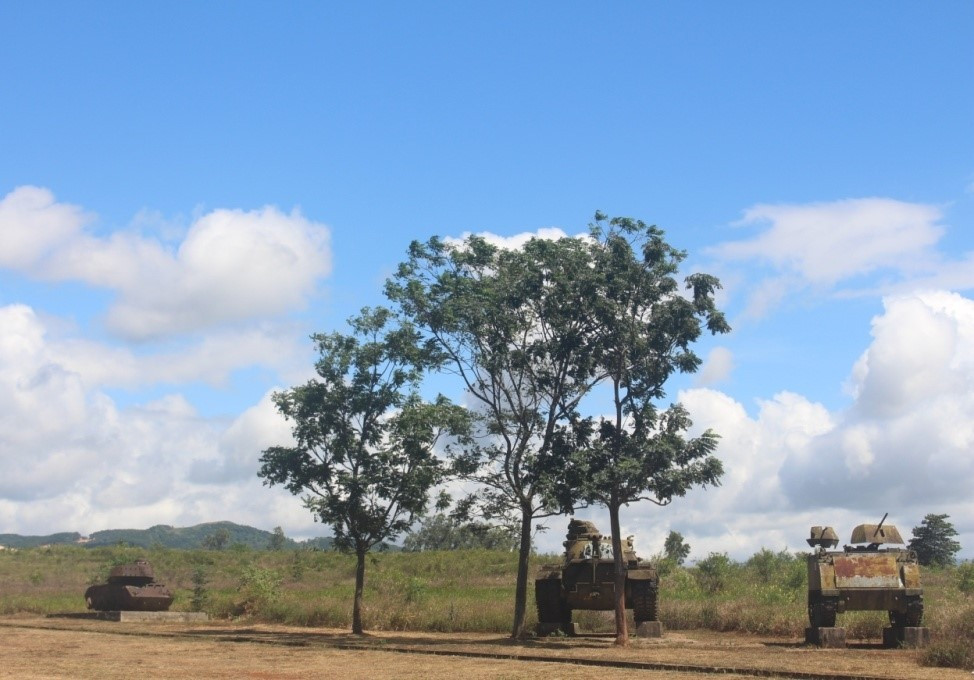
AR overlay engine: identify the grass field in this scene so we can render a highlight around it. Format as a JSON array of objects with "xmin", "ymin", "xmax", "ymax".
[{"xmin": 1, "ymin": 544, "xmax": 971, "ymax": 669}]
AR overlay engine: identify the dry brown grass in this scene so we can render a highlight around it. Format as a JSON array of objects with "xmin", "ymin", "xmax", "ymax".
[
  {"xmin": 3, "ymin": 617, "xmax": 972, "ymax": 680},
  {"xmin": 0, "ymin": 619, "xmax": 765, "ymax": 680}
]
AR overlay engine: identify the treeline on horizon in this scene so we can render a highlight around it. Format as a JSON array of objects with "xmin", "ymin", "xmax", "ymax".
[{"xmin": 0, "ymin": 521, "xmax": 336, "ymax": 552}]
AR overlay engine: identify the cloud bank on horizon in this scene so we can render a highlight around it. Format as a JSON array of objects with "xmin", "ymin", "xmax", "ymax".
[{"xmin": 1, "ymin": 184, "xmax": 973, "ymax": 559}]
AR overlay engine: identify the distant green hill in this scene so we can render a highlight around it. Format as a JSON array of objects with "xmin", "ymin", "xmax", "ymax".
[
  {"xmin": 0, "ymin": 532, "xmax": 83, "ymax": 549},
  {"xmin": 0, "ymin": 522, "xmax": 338, "ymax": 551}
]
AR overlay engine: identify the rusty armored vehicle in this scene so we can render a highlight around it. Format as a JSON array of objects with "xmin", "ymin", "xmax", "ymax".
[
  {"xmin": 84, "ymin": 559, "xmax": 174, "ymax": 612},
  {"xmin": 806, "ymin": 514, "xmax": 922, "ymax": 628},
  {"xmin": 535, "ymin": 519, "xmax": 659, "ymax": 633}
]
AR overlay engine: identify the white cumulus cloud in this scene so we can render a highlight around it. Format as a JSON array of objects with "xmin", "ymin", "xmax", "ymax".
[
  {"xmin": 0, "ymin": 186, "xmax": 90, "ymax": 269},
  {"xmin": 0, "ymin": 186, "xmax": 332, "ymax": 339},
  {"xmin": 708, "ymin": 197, "xmax": 974, "ymax": 317},
  {"xmin": 715, "ymin": 198, "xmax": 944, "ymax": 284},
  {"xmin": 695, "ymin": 346, "xmax": 734, "ymax": 386},
  {"xmin": 444, "ymin": 227, "xmax": 576, "ymax": 250},
  {"xmin": 0, "ymin": 303, "xmax": 315, "ymax": 537}
]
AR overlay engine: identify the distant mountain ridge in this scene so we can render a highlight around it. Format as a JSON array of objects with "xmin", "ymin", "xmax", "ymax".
[{"xmin": 0, "ymin": 521, "xmax": 334, "ymax": 550}]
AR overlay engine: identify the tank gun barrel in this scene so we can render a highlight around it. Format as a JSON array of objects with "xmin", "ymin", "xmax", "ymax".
[{"xmin": 874, "ymin": 512, "xmax": 889, "ymax": 539}]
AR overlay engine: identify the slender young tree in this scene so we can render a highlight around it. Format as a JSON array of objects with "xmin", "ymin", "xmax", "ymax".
[
  {"xmin": 663, "ymin": 530, "xmax": 691, "ymax": 566},
  {"xmin": 258, "ymin": 307, "xmax": 468, "ymax": 634},
  {"xmin": 386, "ymin": 235, "xmax": 604, "ymax": 638},
  {"xmin": 556, "ymin": 213, "xmax": 729, "ymax": 646}
]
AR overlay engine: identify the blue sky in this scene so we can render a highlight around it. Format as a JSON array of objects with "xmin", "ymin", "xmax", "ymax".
[{"xmin": 1, "ymin": 2, "xmax": 972, "ymax": 559}]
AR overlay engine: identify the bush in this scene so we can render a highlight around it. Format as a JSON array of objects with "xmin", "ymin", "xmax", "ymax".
[
  {"xmin": 190, "ymin": 567, "xmax": 208, "ymax": 612},
  {"xmin": 746, "ymin": 548, "xmax": 793, "ymax": 584},
  {"xmin": 695, "ymin": 552, "xmax": 734, "ymax": 594},
  {"xmin": 957, "ymin": 561, "xmax": 974, "ymax": 596},
  {"xmin": 236, "ymin": 566, "xmax": 282, "ymax": 616},
  {"xmin": 921, "ymin": 640, "xmax": 974, "ymax": 670}
]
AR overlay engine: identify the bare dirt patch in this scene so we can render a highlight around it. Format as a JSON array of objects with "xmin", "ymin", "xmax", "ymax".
[{"xmin": 0, "ymin": 616, "xmax": 965, "ymax": 680}]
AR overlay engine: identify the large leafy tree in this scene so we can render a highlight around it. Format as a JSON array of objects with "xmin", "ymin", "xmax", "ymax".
[
  {"xmin": 556, "ymin": 213, "xmax": 728, "ymax": 646},
  {"xmin": 386, "ymin": 235, "xmax": 604, "ymax": 637},
  {"xmin": 258, "ymin": 307, "xmax": 468, "ymax": 634},
  {"xmin": 908, "ymin": 513, "xmax": 961, "ymax": 567}
]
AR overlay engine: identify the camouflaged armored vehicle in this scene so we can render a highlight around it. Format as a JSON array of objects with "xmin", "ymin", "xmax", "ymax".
[
  {"xmin": 84, "ymin": 559, "xmax": 174, "ymax": 611},
  {"xmin": 806, "ymin": 515, "xmax": 923, "ymax": 628},
  {"xmin": 535, "ymin": 519, "xmax": 658, "ymax": 633}
]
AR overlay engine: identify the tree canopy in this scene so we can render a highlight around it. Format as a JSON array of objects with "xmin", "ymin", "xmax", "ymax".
[
  {"xmin": 387, "ymin": 233, "xmax": 607, "ymax": 637},
  {"xmin": 402, "ymin": 513, "xmax": 517, "ymax": 552},
  {"xmin": 664, "ymin": 530, "xmax": 691, "ymax": 566},
  {"xmin": 908, "ymin": 513, "xmax": 961, "ymax": 567},
  {"xmin": 258, "ymin": 307, "xmax": 468, "ymax": 633},
  {"xmin": 387, "ymin": 213, "xmax": 728, "ymax": 640}
]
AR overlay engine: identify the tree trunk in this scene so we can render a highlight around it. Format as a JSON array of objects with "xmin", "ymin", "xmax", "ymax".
[
  {"xmin": 353, "ymin": 547, "xmax": 367, "ymax": 635},
  {"xmin": 609, "ymin": 498, "xmax": 629, "ymax": 647},
  {"xmin": 510, "ymin": 504, "xmax": 534, "ymax": 638}
]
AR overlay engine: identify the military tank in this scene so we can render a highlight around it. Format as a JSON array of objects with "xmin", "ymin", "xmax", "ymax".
[
  {"xmin": 535, "ymin": 519, "xmax": 659, "ymax": 634},
  {"xmin": 84, "ymin": 559, "xmax": 174, "ymax": 611},
  {"xmin": 806, "ymin": 514, "xmax": 923, "ymax": 628}
]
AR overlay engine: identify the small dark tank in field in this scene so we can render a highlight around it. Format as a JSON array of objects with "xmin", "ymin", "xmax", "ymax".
[
  {"xmin": 535, "ymin": 519, "xmax": 659, "ymax": 634},
  {"xmin": 84, "ymin": 559, "xmax": 174, "ymax": 611}
]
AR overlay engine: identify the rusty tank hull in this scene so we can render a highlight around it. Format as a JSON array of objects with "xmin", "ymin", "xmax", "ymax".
[
  {"xmin": 84, "ymin": 582, "xmax": 174, "ymax": 611},
  {"xmin": 806, "ymin": 518, "xmax": 923, "ymax": 628},
  {"xmin": 535, "ymin": 519, "xmax": 659, "ymax": 633},
  {"xmin": 84, "ymin": 559, "xmax": 174, "ymax": 612}
]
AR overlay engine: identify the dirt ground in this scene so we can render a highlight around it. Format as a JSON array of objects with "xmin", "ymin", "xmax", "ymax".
[{"xmin": 0, "ymin": 616, "xmax": 965, "ymax": 680}]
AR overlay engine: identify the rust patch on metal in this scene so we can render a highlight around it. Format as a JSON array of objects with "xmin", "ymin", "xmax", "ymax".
[{"xmin": 833, "ymin": 554, "xmax": 901, "ymax": 588}]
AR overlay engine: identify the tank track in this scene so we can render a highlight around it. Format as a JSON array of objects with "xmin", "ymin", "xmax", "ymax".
[{"xmin": 631, "ymin": 579, "xmax": 658, "ymax": 622}]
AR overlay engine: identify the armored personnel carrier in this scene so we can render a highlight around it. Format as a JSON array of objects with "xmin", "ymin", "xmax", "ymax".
[
  {"xmin": 84, "ymin": 559, "xmax": 174, "ymax": 611},
  {"xmin": 535, "ymin": 519, "xmax": 658, "ymax": 633},
  {"xmin": 806, "ymin": 515, "xmax": 923, "ymax": 628}
]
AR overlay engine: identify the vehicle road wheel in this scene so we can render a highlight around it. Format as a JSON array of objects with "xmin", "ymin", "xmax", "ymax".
[
  {"xmin": 890, "ymin": 598, "xmax": 923, "ymax": 627},
  {"xmin": 535, "ymin": 578, "xmax": 563, "ymax": 624},
  {"xmin": 631, "ymin": 580, "xmax": 659, "ymax": 622},
  {"xmin": 808, "ymin": 594, "xmax": 837, "ymax": 628}
]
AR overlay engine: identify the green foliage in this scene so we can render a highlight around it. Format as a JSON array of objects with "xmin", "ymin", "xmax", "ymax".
[
  {"xmin": 202, "ymin": 528, "xmax": 231, "ymax": 550},
  {"xmin": 746, "ymin": 548, "xmax": 795, "ymax": 584},
  {"xmin": 387, "ymin": 214, "xmax": 728, "ymax": 639},
  {"xmin": 267, "ymin": 526, "xmax": 287, "ymax": 551},
  {"xmin": 259, "ymin": 307, "xmax": 466, "ymax": 556},
  {"xmin": 190, "ymin": 567, "xmax": 209, "ymax": 612},
  {"xmin": 663, "ymin": 531, "xmax": 691, "ymax": 566},
  {"xmin": 909, "ymin": 513, "xmax": 961, "ymax": 567},
  {"xmin": 402, "ymin": 514, "xmax": 516, "ymax": 552},
  {"xmin": 258, "ymin": 306, "xmax": 469, "ymax": 633},
  {"xmin": 236, "ymin": 565, "xmax": 283, "ymax": 615},
  {"xmin": 0, "ymin": 532, "xmax": 82, "ymax": 549},
  {"xmin": 957, "ymin": 561, "xmax": 974, "ymax": 596},
  {"xmin": 387, "ymin": 232, "xmax": 613, "ymax": 636},
  {"xmin": 694, "ymin": 552, "xmax": 734, "ymax": 594},
  {"xmin": 289, "ymin": 551, "xmax": 306, "ymax": 582},
  {"xmin": 921, "ymin": 640, "xmax": 974, "ymax": 670}
]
